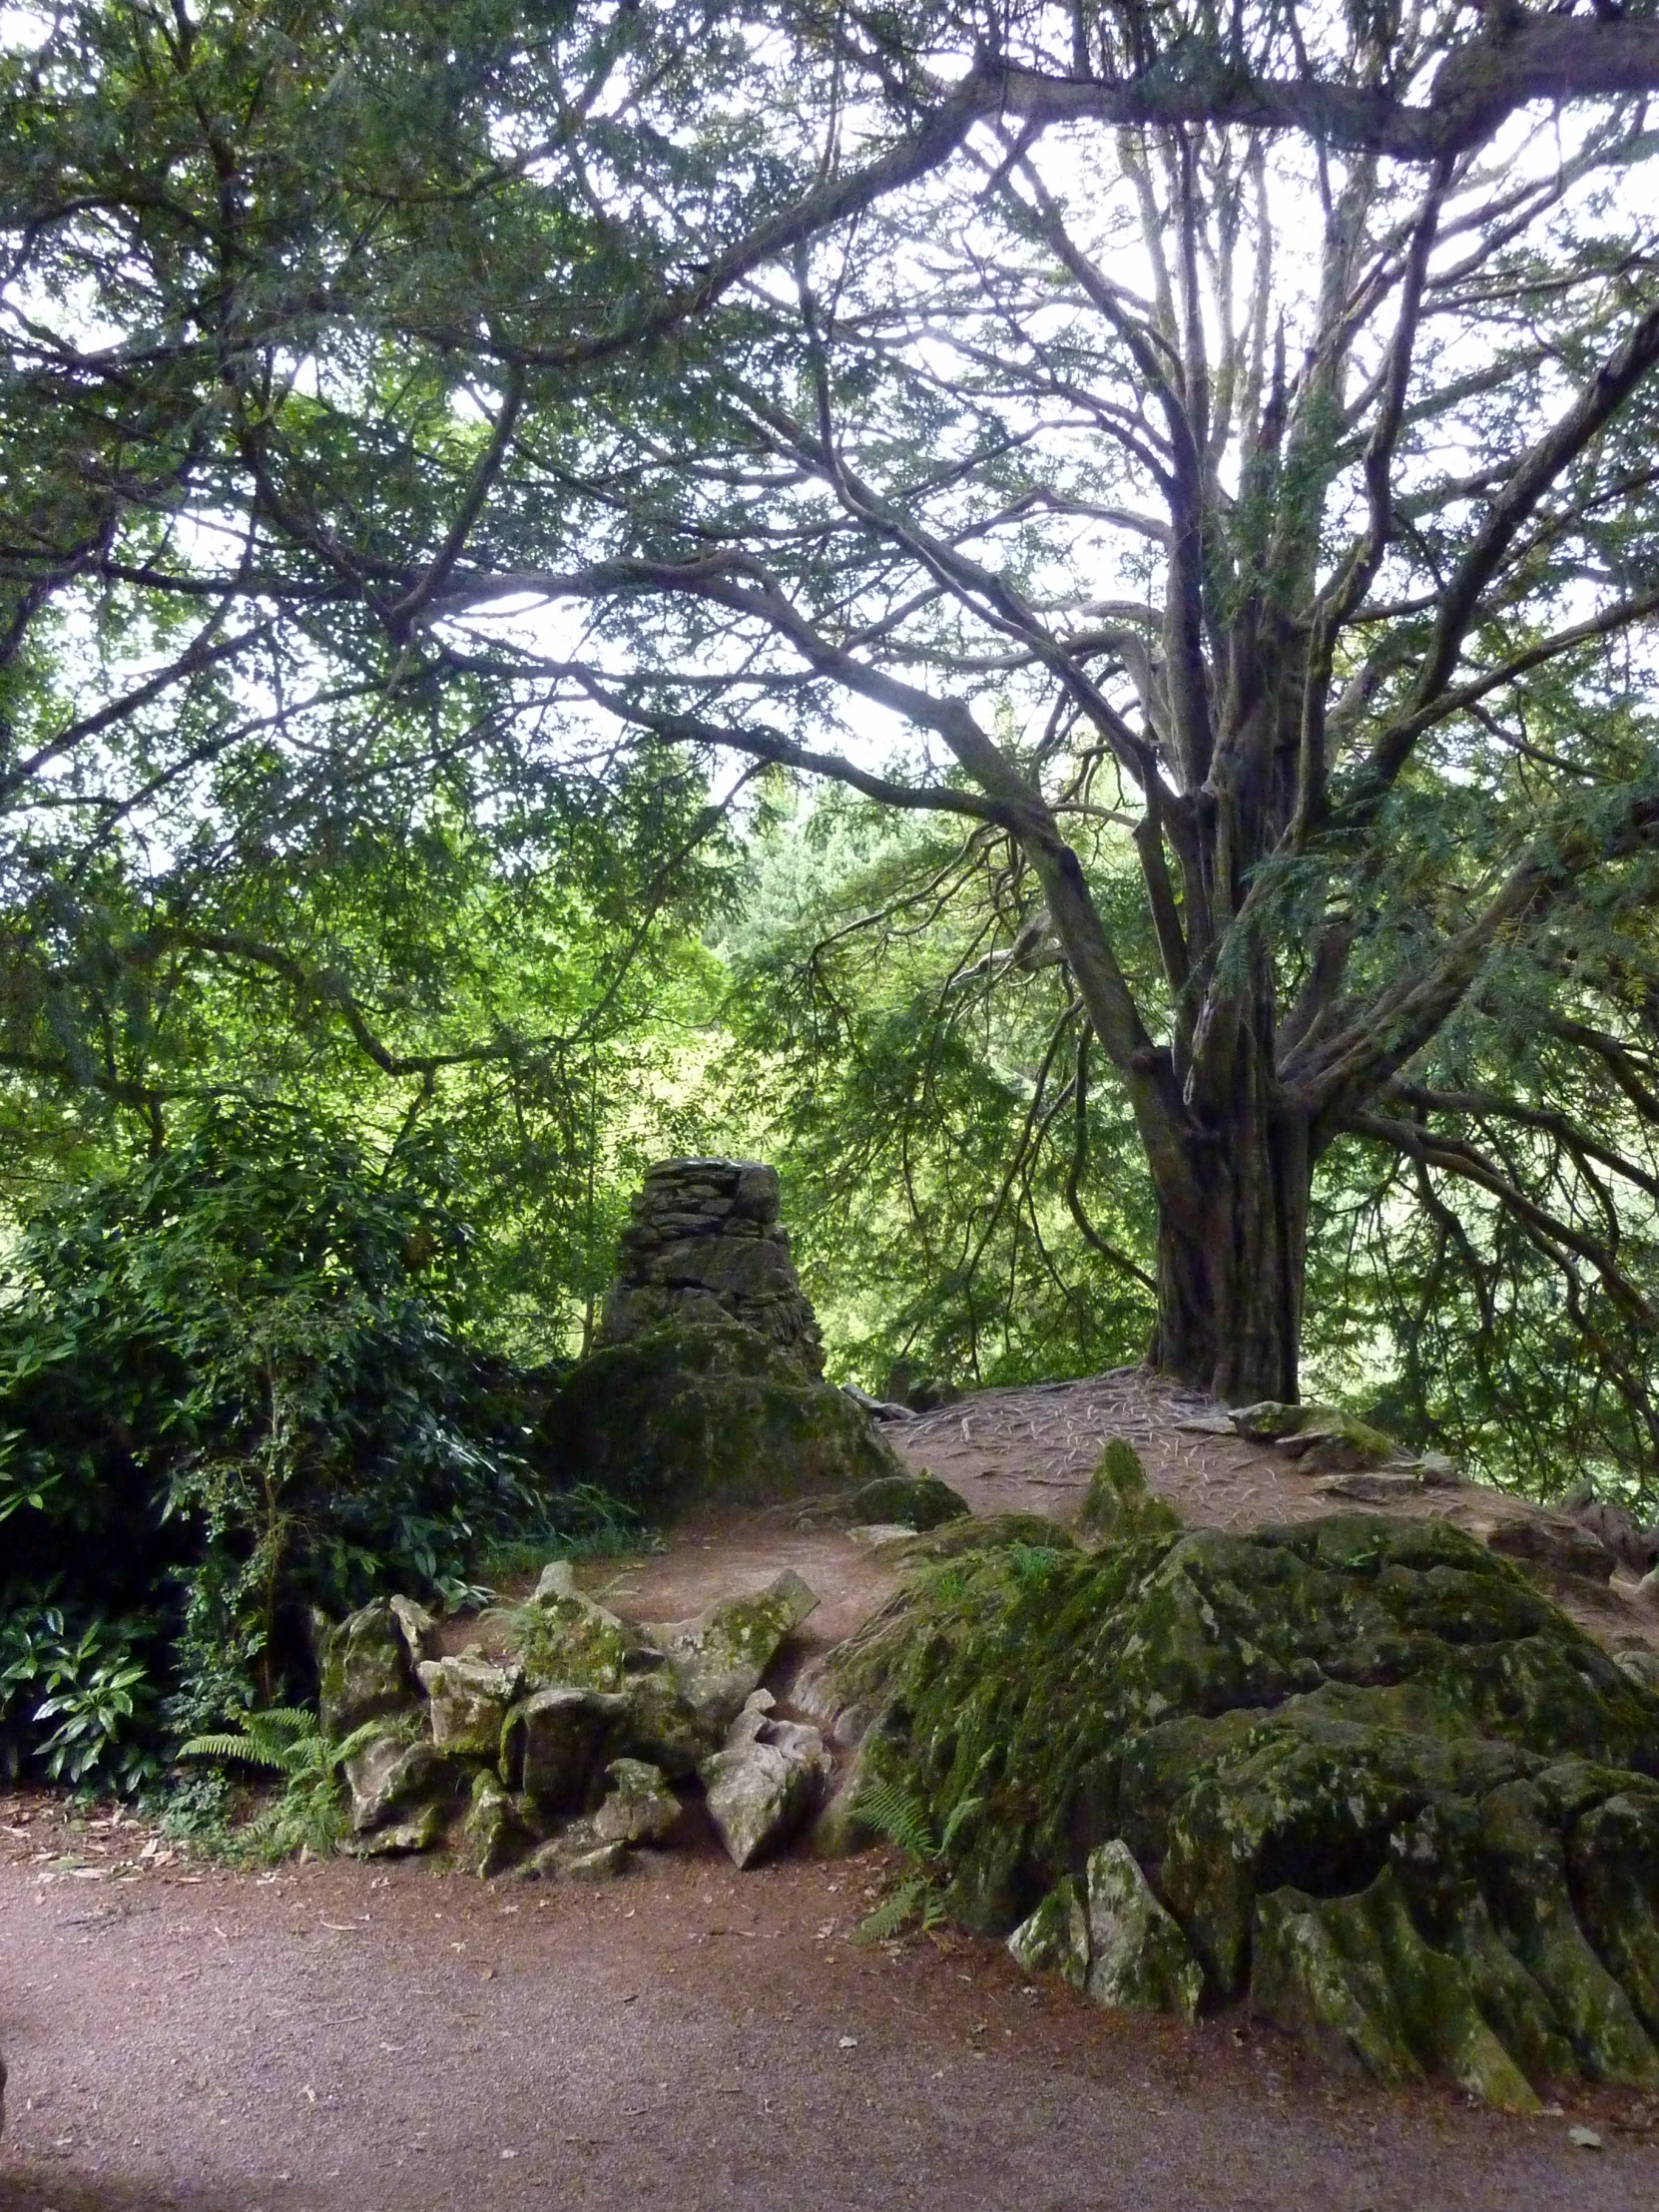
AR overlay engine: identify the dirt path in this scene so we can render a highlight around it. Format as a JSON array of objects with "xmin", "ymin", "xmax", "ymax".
[
  {"xmin": 3, "ymin": 1817, "xmax": 1656, "ymax": 2212},
  {"xmin": 5, "ymin": 1369, "xmax": 1659, "ymax": 2209}
]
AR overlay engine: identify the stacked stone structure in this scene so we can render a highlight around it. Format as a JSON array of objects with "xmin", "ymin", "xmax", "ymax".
[{"xmin": 601, "ymin": 1158, "xmax": 825, "ymax": 1377}]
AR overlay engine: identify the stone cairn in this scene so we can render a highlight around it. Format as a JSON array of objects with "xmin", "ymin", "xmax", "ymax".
[{"xmin": 601, "ymin": 1158, "xmax": 825, "ymax": 1378}]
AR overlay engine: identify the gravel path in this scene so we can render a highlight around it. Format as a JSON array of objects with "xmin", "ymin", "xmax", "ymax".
[
  {"xmin": 4, "ymin": 1370, "xmax": 1659, "ymax": 2209},
  {"xmin": 3, "ymin": 1826, "xmax": 1656, "ymax": 2211}
]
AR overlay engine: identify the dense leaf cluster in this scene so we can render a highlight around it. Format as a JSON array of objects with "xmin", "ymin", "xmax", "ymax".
[{"xmin": 0, "ymin": 1104, "xmax": 566, "ymax": 1784}]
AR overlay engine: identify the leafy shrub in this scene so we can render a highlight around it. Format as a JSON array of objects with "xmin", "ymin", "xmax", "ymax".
[
  {"xmin": 0, "ymin": 1103, "xmax": 571, "ymax": 1781},
  {"xmin": 0, "ymin": 1596, "xmax": 159, "ymax": 1793}
]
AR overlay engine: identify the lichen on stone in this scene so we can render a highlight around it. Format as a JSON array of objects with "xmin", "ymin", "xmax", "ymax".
[{"xmin": 823, "ymin": 1506, "xmax": 1659, "ymax": 2103}]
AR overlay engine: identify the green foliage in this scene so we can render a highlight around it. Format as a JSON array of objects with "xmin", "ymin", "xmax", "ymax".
[
  {"xmin": 854, "ymin": 1775, "xmax": 983, "ymax": 1940},
  {"xmin": 0, "ymin": 1598, "xmax": 159, "ymax": 1793},
  {"xmin": 180, "ymin": 1709, "xmax": 387, "ymax": 1860},
  {"xmin": 720, "ymin": 795, "xmax": 1160, "ymax": 1392},
  {"xmin": 0, "ymin": 1103, "xmax": 569, "ymax": 1770}
]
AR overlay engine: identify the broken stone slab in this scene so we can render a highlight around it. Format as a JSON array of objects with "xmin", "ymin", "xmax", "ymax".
[
  {"xmin": 1563, "ymin": 1495, "xmax": 1659, "ymax": 1578},
  {"xmin": 316, "ymin": 1598, "xmax": 422, "ymax": 1741},
  {"xmin": 416, "ymin": 1653, "xmax": 524, "ymax": 1759},
  {"xmin": 1084, "ymin": 1842, "xmax": 1203, "ymax": 2023},
  {"xmin": 506, "ymin": 1562, "xmax": 641, "ymax": 1691},
  {"xmin": 502, "ymin": 1685, "xmax": 628, "ymax": 1809},
  {"xmin": 612, "ymin": 1666, "xmax": 714, "ymax": 1779},
  {"xmin": 646, "ymin": 1570, "xmax": 820, "ymax": 1737},
  {"xmin": 588, "ymin": 1758, "xmax": 682, "ymax": 1848},
  {"xmin": 343, "ymin": 1733, "xmax": 459, "ymax": 1836},
  {"xmin": 521, "ymin": 1837, "xmax": 632, "ymax": 1883},
  {"xmin": 1313, "ymin": 1467, "xmax": 1455, "ymax": 1505},
  {"xmin": 700, "ymin": 1693, "xmax": 830, "ymax": 1870},
  {"xmin": 1006, "ymin": 1873, "xmax": 1089, "ymax": 1992},
  {"xmin": 1229, "ymin": 1402, "xmax": 1396, "ymax": 1469},
  {"xmin": 389, "ymin": 1594, "xmax": 441, "ymax": 1667}
]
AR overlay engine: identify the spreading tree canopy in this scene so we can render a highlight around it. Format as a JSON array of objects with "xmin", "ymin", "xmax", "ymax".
[{"xmin": 7, "ymin": 1, "xmax": 1659, "ymax": 1436}]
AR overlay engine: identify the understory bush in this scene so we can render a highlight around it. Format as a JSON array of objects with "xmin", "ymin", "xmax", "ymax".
[{"xmin": 0, "ymin": 1104, "xmax": 574, "ymax": 1789}]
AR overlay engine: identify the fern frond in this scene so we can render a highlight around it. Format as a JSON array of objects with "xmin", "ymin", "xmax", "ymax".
[
  {"xmin": 855, "ymin": 1776, "xmax": 937, "ymax": 1862},
  {"xmin": 857, "ymin": 1875, "xmax": 930, "ymax": 1941},
  {"xmin": 179, "ymin": 1731, "xmax": 289, "ymax": 1772},
  {"xmin": 326, "ymin": 1719, "xmax": 389, "ymax": 1768},
  {"xmin": 244, "ymin": 1707, "xmax": 315, "ymax": 1738}
]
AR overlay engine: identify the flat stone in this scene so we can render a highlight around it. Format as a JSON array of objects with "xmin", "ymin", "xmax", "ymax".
[{"xmin": 846, "ymin": 1522, "xmax": 917, "ymax": 1549}]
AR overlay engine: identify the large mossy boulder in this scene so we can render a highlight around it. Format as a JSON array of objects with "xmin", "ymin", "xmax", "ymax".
[
  {"xmin": 540, "ymin": 1318, "xmax": 902, "ymax": 1516},
  {"xmin": 827, "ymin": 1503, "xmax": 1659, "ymax": 2104}
]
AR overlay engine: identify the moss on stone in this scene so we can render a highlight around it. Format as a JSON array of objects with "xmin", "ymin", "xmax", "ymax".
[
  {"xmin": 809, "ymin": 1472, "xmax": 971, "ymax": 1532},
  {"xmin": 1077, "ymin": 1438, "xmax": 1184, "ymax": 1544},
  {"xmin": 824, "ymin": 1508, "xmax": 1659, "ymax": 2103},
  {"xmin": 540, "ymin": 1319, "xmax": 903, "ymax": 1517}
]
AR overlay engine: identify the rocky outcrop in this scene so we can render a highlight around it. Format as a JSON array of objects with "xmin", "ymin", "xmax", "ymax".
[
  {"xmin": 318, "ymin": 1563, "xmax": 826, "ymax": 1881},
  {"xmin": 825, "ymin": 1486, "xmax": 1659, "ymax": 2107},
  {"xmin": 602, "ymin": 1159, "xmax": 824, "ymax": 1376}
]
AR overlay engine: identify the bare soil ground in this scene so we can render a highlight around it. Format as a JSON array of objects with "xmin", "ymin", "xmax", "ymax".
[{"xmin": 4, "ymin": 1368, "xmax": 1658, "ymax": 2211}]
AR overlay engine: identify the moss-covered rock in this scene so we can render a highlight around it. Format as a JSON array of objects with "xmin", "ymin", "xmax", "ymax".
[
  {"xmin": 1007, "ymin": 1873, "xmax": 1089, "ymax": 1990},
  {"xmin": 1230, "ymin": 1402, "xmax": 1395, "ymax": 1464},
  {"xmin": 1085, "ymin": 1841, "xmax": 1204, "ymax": 2022},
  {"xmin": 539, "ymin": 1319, "xmax": 903, "ymax": 1517},
  {"xmin": 316, "ymin": 1598, "xmax": 424, "ymax": 1742},
  {"xmin": 824, "ymin": 1509, "xmax": 1659, "ymax": 2103},
  {"xmin": 652, "ymin": 1570, "xmax": 820, "ymax": 1737},
  {"xmin": 502, "ymin": 1685, "xmax": 628, "ymax": 1809},
  {"xmin": 799, "ymin": 1473, "xmax": 971, "ymax": 1533},
  {"xmin": 1076, "ymin": 1439, "xmax": 1183, "ymax": 1543},
  {"xmin": 343, "ymin": 1730, "xmax": 459, "ymax": 1837},
  {"xmin": 416, "ymin": 1653, "xmax": 524, "ymax": 1758},
  {"xmin": 1251, "ymin": 1868, "xmax": 1540, "ymax": 2111},
  {"xmin": 463, "ymin": 1769, "xmax": 533, "ymax": 1877},
  {"xmin": 497, "ymin": 1563, "xmax": 642, "ymax": 1692}
]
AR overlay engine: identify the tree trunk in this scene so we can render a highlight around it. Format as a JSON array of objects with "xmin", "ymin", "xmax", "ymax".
[{"xmin": 1147, "ymin": 1099, "xmax": 1312, "ymax": 1406}]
